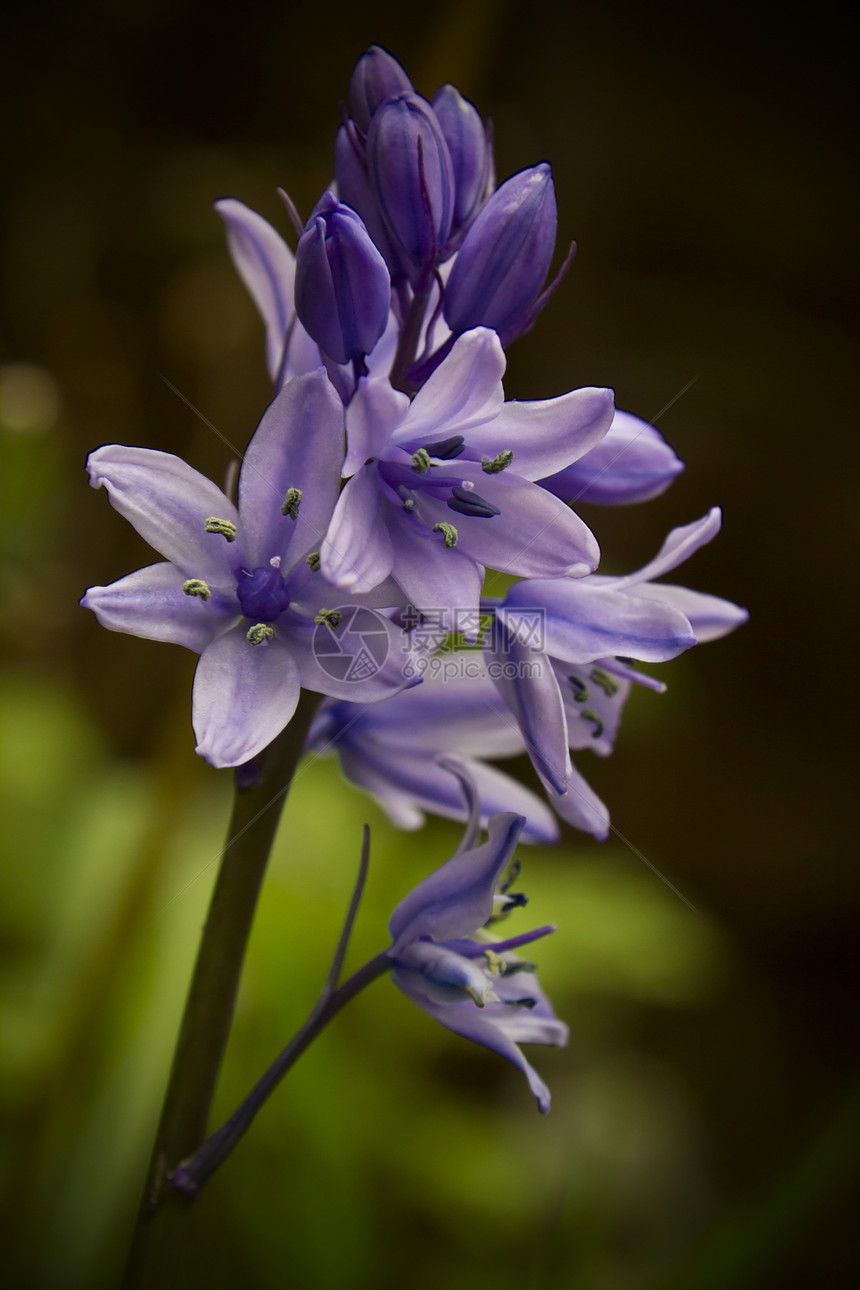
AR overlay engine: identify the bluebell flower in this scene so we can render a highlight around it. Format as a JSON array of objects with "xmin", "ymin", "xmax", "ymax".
[
  {"xmin": 307, "ymin": 669, "xmax": 559, "ymax": 843},
  {"xmin": 81, "ymin": 371, "xmax": 415, "ymax": 768},
  {"xmin": 321, "ymin": 327, "xmax": 614, "ymax": 616},
  {"xmin": 294, "ymin": 191, "xmax": 391, "ymax": 366},
  {"xmin": 486, "ymin": 508, "xmax": 749, "ymax": 833},
  {"xmin": 387, "ymin": 767, "xmax": 568, "ymax": 1112}
]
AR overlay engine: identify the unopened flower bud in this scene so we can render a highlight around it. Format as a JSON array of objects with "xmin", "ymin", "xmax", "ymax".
[
  {"xmin": 348, "ymin": 45, "xmax": 414, "ymax": 132},
  {"xmin": 443, "ymin": 163, "xmax": 557, "ymax": 343},
  {"xmin": 367, "ymin": 93, "xmax": 455, "ymax": 288},
  {"xmin": 431, "ymin": 84, "xmax": 492, "ymax": 246},
  {"xmin": 294, "ymin": 191, "xmax": 391, "ymax": 365}
]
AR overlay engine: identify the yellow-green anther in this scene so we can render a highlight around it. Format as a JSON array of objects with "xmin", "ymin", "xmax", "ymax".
[
  {"xmin": 306, "ymin": 551, "xmax": 321, "ymax": 571},
  {"xmin": 204, "ymin": 517, "xmax": 237, "ymax": 542},
  {"xmin": 464, "ymin": 985, "xmax": 486, "ymax": 1008},
  {"xmin": 182, "ymin": 579, "xmax": 210, "ymax": 601},
  {"xmin": 411, "ymin": 448, "xmax": 431, "ymax": 473},
  {"xmin": 581, "ymin": 708, "xmax": 604, "ymax": 738},
  {"xmin": 481, "ymin": 449, "xmax": 514, "ymax": 474},
  {"xmin": 281, "ymin": 487, "xmax": 302, "ymax": 519},
  {"xmin": 403, "ymin": 498, "xmax": 415, "ymax": 512},
  {"xmin": 483, "ymin": 949, "xmax": 503, "ymax": 975},
  {"xmin": 590, "ymin": 667, "xmax": 619, "ymax": 697},
  {"xmin": 315, "ymin": 608, "xmax": 342, "ymax": 628},
  {"xmin": 432, "ymin": 521, "xmax": 458, "ymax": 548},
  {"xmin": 246, "ymin": 623, "xmax": 275, "ymax": 645}
]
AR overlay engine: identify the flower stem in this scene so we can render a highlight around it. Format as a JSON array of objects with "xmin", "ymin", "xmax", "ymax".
[
  {"xmin": 389, "ymin": 285, "xmax": 431, "ymax": 393},
  {"xmin": 170, "ymin": 951, "xmax": 391, "ymax": 1196},
  {"xmin": 121, "ymin": 689, "xmax": 320, "ymax": 1290}
]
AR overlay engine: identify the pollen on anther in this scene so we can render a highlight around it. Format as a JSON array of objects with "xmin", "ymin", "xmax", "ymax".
[
  {"xmin": 182, "ymin": 579, "xmax": 210, "ymax": 601},
  {"xmin": 204, "ymin": 517, "xmax": 237, "ymax": 542},
  {"xmin": 432, "ymin": 521, "xmax": 458, "ymax": 548}
]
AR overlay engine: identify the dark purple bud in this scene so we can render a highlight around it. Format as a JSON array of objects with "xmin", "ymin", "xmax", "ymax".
[
  {"xmin": 367, "ymin": 94, "xmax": 455, "ymax": 288},
  {"xmin": 431, "ymin": 85, "xmax": 492, "ymax": 245},
  {"xmin": 294, "ymin": 190, "xmax": 391, "ymax": 365},
  {"xmin": 443, "ymin": 163, "xmax": 557, "ymax": 343},
  {"xmin": 348, "ymin": 46, "xmax": 414, "ymax": 133},
  {"xmin": 334, "ymin": 123, "xmax": 404, "ymax": 279}
]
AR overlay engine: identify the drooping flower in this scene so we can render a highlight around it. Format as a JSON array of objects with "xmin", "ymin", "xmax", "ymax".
[
  {"xmin": 81, "ymin": 370, "xmax": 416, "ymax": 768},
  {"xmin": 387, "ymin": 762, "xmax": 568, "ymax": 1112},
  {"xmin": 321, "ymin": 327, "xmax": 614, "ymax": 617},
  {"xmin": 484, "ymin": 508, "xmax": 748, "ymax": 831}
]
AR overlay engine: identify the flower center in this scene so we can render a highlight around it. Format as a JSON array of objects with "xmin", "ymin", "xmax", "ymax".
[{"xmin": 236, "ymin": 561, "xmax": 291, "ymax": 622}]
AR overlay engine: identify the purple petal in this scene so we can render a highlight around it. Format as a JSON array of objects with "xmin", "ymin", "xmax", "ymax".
[
  {"xmin": 320, "ymin": 466, "xmax": 396, "ymax": 593},
  {"xmin": 192, "ymin": 624, "xmax": 301, "ymax": 768},
  {"xmin": 540, "ymin": 410, "xmax": 684, "ymax": 505},
  {"xmin": 81, "ymin": 562, "xmax": 235, "ymax": 653},
  {"xmin": 539, "ymin": 762, "xmax": 610, "ymax": 840},
  {"xmin": 86, "ymin": 446, "xmax": 240, "ymax": 582},
  {"xmin": 391, "ymin": 328, "xmax": 505, "ymax": 445},
  {"xmin": 460, "ymin": 386, "xmax": 615, "ymax": 481},
  {"xmin": 504, "ymin": 579, "xmax": 696, "ymax": 663},
  {"xmin": 285, "ymin": 608, "xmax": 418, "ymax": 702},
  {"xmin": 215, "ymin": 199, "xmax": 294, "ymax": 380},
  {"xmin": 389, "ymin": 512, "xmax": 484, "ymax": 618},
  {"xmin": 238, "ymin": 370, "xmax": 345, "ymax": 573},
  {"xmin": 485, "ymin": 617, "xmax": 571, "ymax": 794},
  {"xmin": 623, "ymin": 507, "xmax": 722, "ymax": 585},
  {"xmin": 629, "ymin": 582, "xmax": 749, "ymax": 642},
  {"xmin": 393, "ymin": 986, "xmax": 554, "ymax": 1112},
  {"xmin": 344, "ymin": 378, "xmax": 409, "ymax": 477},
  {"xmin": 416, "ymin": 463, "xmax": 600, "ymax": 578},
  {"xmin": 389, "ymin": 811, "xmax": 524, "ymax": 951}
]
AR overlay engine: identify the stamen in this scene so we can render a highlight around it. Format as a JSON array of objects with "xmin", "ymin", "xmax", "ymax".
[
  {"xmin": 421, "ymin": 434, "xmax": 465, "ymax": 460},
  {"xmin": 182, "ymin": 579, "xmax": 210, "ymax": 601},
  {"xmin": 315, "ymin": 608, "xmax": 343, "ymax": 628},
  {"xmin": 581, "ymin": 708, "xmax": 604, "ymax": 738},
  {"xmin": 616, "ymin": 656, "xmax": 638, "ymax": 666},
  {"xmin": 281, "ymin": 487, "xmax": 302, "ymax": 519},
  {"xmin": 481, "ymin": 449, "xmax": 514, "ymax": 474},
  {"xmin": 432, "ymin": 521, "xmax": 459, "ymax": 548},
  {"xmin": 411, "ymin": 448, "xmax": 431, "ymax": 474},
  {"xmin": 568, "ymin": 675, "xmax": 589, "ymax": 703},
  {"xmin": 204, "ymin": 517, "xmax": 236, "ymax": 541},
  {"xmin": 306, "ymin": 551, "xmax": 321, "ymax": 571},
  {"xmin": 503, "ymin": 997, "xmax": 537, "ymax": 1009},
  {"xmin": 483, "ymin": 949, "xmax": 503, "ymax": 975},
  {"xmin": 269, "ymin": 556, "xmax": 281, "ymax": 569},
  {"xmin": 590, "ymin": 667, "xmax": 619, "ymax": 697},
  {"xmin": 499, "ymin": 960, "xmax": 537, "ymax": 977},
  {"xmin": 447, "ymin": 485, "xmax": 500, "ymax": 518},
  {"xmin": 463, "ymin": 985, "xmax": 486, "ymax": 1008},
  {"xmin": 396, "ymin": 483, "xmax": 416, "ymax": 512},
  {"xmin": 246, "ymin": 623, "xmax": 274, "ymax": 645}
]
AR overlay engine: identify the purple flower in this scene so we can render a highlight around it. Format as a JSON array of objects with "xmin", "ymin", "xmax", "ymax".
[
  {"xmin": 321, "ymin": 327, "xmax": 613, "ymax": 617},
  {"xmin": 431, "ymin": 84, "xmax": 493, "ymax": 249},
  {"xmin": 81, "ymin": 371, "xmax": 415, "ymax": 768},
  {"xmin": 294, "ymin": 191, "xmax": 391, "ymax": 366},
  {"xmin": 307, "ymin": 669, "xmax": 559, "ymax": 843},
  {"xmin": 348, "ymin": 45, "xmax": 414, "ymax": 132},
  {"xmin": 486, "ymin": 508, "xmax": 748, "ymax": 833},
  {"xmin": 539, "ymin": 409, "xmax": 685, "ymax": 506},
  {"xmin": 443, "ymin": 164, "xmax": 558, "ymax": 345},
  {"xmin": 387, "ymin": 766, "xmax": 568, "ymax": 1112}
]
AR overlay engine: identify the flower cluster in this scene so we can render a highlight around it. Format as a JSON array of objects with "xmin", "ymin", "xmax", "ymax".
[{"xmin": 82, "ymin": 45, "xmax": 747, "ymax": 1113}]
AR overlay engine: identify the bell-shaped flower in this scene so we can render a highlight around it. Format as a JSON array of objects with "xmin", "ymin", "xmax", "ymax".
[
  {"xmin": 294, "ymin": 191, "xmax": 391, "ymax": 366},
  {"xmin": 485, "ymin": 508, "xmax": 748, "ymax": 834},
  {"xmin": 443, "ymin": 164, "xmax": 558, "ymax": 345},
  {"xmin": 431, "ymin": 84, "xmax": 493, "ymax": 249},
  {"xmin": 348, "ymin": 44, "xmax": 414, "ymax": 132},
  {"xmin": 387, "ymin": 767, "xmax": 568, "ymax": 1112},
  {"xmin": 539, "ymin": 409, "xmax": 685, "ymax": 506},
  {"xmin": 366, "ymin": 93, "xmax": 455, "ymax": 288},
  {"xmin": 307, "ymin": 668, "xmax": 559, "ymax": 843},
  {"xmin": 81, "ymin": 371, "xmax": 416, "ymax": 769},
  {"xmin": 320, "ymin": 327, "xmax": 613, "ymax": 618}
]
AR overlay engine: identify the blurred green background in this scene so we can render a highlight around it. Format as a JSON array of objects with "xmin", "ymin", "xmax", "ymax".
[{"xmin": 2, "ymin": 2, "xmax": 858, "ymax": 1287}]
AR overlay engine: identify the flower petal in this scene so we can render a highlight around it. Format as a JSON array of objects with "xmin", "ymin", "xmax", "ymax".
[
  {"xmin": 192, "ymin": 624, "xmax": 301, "ymax": 767},
  {"xmin": 390, "ymin": 513, "xmax": 485, "ymax": 618},
  {"xmin": 215, "ymin": 199, "xmax": 295, "ymax": 380},
  {"xmin": 320, "ymin": 465, "xmax": 396, "ymax": 593},
  {"xmin": 81, "ymin": 562, "xmax": 235, "ymax": 653},
  {"xmin": 460, "ymin": 386, "xmax": 615, "ymax": 481},
  {"xmin": 504, "ymin": 579, "xmax": 696, "ymax": 663},
  {"xmin": 629, "ymin": 583, "xmax": 749, "ymax": 642},
  {"xmin": 539, "ymin": 410, "xmax": 684, "ymax": 505},
  {"xmin": 388, "ymin": 810, "xmax": 524, "ymax": 951},
  {"xmin": 485, "ymin": 617, "xmax": 571, "ymax": 794},
  {"xmin": 86, "ymin": 446, "xmax": 240, "ymax": 582},
  {"xmin": 285, "ymin": 608, "xmax": 419, "ymax": 703},
  {"xmin": 344, "ymin": 377, "xmax": 410, "ymax": 477},
  {"xmin": 237, "ymin": 370, "xmax": 345, "ymax": 573},
  {"xmin": 539, "ymin": 762, "xmax": 610, "ymax": 840},
  {"xmin": 622, "ymin": 507, "xmax": 722, "ymax": 585},
  {"xmin": 391, "ymin": 327, "xmax": 505, "ymax": 445}
]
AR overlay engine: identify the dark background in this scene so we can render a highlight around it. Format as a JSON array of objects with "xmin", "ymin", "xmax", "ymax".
[{"xmin": 2, "ymin": 2, "xmax": 858, "ymax": 1287}]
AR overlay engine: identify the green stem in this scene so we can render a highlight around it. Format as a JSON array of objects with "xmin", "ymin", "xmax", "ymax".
[
  {"xmin": 171, "ymin": 951, "xmax": 391, "ymax": 1196},
  {"xmin": 121, "ymin": 689, "xmax": 320, "ymax": 1290}
]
